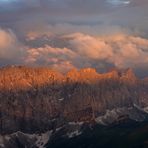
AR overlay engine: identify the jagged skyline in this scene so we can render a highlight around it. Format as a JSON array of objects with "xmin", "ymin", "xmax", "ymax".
[{"xmin": 0, "ymin": 65, "xmax": 148, "ymax": 134}]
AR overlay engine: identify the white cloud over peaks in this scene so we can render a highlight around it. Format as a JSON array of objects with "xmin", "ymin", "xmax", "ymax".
[
  {"xmin": 25, "ymin": 45, "xmax": 77, "ymax": 72},
  {"xmin": 0, "ymin": 29, "xmax": 16, "ymax": 49},
  {"xmin": 25, "ymin": 32, "xmax": 148, "ymax": 74},
  {"xmin": 66, "ymin": 33, "xmax": 113, "ymax": 60},
  {"xmin": 0, "ymin": 28, "xmax": 24, "ymax": 61},
  {"xmin": 63, "ymin": 33, "xmax": 148, "ymax": 68}
]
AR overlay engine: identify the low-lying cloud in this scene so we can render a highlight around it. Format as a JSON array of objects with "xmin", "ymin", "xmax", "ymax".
[
  {"xmin": 66, "ymin": 33, "xmax": 148, "ymax": 68},
  {"xmin": 0, "ymin": 28, "xmax": 25, "ymax": 65},
  {"xmin": 23, "ymin": 32, "xmax": 148, "ymax": 76}
]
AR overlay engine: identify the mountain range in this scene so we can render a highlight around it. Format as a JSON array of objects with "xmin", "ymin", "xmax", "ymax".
[{"xmin": 0, "ymin": 66, "xmax": 148, "ymax": 148}]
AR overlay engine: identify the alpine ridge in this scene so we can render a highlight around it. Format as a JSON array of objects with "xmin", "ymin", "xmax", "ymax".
[{"xmin": 0, "ymin": 66, "xmax": 148, "ymax": 134}]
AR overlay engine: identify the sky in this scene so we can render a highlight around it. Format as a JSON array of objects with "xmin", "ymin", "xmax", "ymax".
[{"xmin": 0, "ymin": 0, "xmax": 148, "ymax": 77}]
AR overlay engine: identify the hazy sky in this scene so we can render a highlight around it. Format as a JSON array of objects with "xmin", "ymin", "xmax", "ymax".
[{"xmin": 0, "ymin": 0, "xmax": 148, "ymax": 77}]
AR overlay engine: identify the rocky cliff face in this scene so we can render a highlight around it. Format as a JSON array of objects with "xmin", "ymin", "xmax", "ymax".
[{"xmin": 0, "ymin": 66, "xmax": 148, "ymax": 134}]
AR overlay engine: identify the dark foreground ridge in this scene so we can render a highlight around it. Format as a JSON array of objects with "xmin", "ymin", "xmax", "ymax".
[{"xmin": 0, "ymin": 66, "xmax": 148, "ymax": 147}]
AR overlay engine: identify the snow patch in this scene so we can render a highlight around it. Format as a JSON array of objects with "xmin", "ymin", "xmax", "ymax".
[
  {"xmin": 134, "ymin": 103, "xmax": 148, "ymax": 114},
  {"xmin": 67, "ymin": 130, "xmax": 82, "ymax": 138},
  {"xmin": 144, "ymin": 107, "xmax": 148, "ymax": 113},
  {"xmin": 95, "ymin": 107, "xmax": 129, "ymax": 125},
  {"xmin": 56, "ymin": 127, "xmax": 63, "ymax": 132},
  {"xmin": 58, "ymin": 98, "xmax": 64, "ymax": 101},
  {"xmin": 0, "ymin": 130, "xmax": 52, "ymax": 148},
  {"xmin": 35, "ymin": 131, "xmax": 52, "ymax": 148}
]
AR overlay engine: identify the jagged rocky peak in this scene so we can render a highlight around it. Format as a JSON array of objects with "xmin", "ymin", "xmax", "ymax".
[
  {"xmin": 66, "ymin": 68, "xmax": 99, "ymax": 83},
  {"xmin": 105, "ymin": 68, "xmax": 137, "ymax": 81},
  {"xmin": 103, "ymin": 69, "xmax": 120, "ymax": 79},
  {"xmin": 0, "ymin": 65, "xmax": 64, "ymax": 90},
  {"xmin": 120, "ymin": 68, "xmax": 138, "ymax": 83},
  {"xmin": 0, "ymin": 66, "xmax": 139, "ymax": 88},
  {"xmin": 79, "ymin": 68, "xmax": 99, "ymax": 82},
  {"xmin": 80, "ymin": 68, "xmax": 97, "ymax": 73},
  {"xmin": 79, "ymin": 68, "xmax": 99, "ymax": 83},
  {"xmin": 66, "ymin": 68, "xmax": 80, "ymax": 81},
  {"xmin": 67, "ymin": 68, "xmax": 98, "ymax": 76}
]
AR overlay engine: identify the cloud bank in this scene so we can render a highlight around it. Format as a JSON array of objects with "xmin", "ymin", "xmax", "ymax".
[
  {"xmin": 24, "ymin": 32, "xmax": 148, "ymax": 76},
  {"xmin": 0, "ymin": 28, "xmax": 25, "ymax": 65}
]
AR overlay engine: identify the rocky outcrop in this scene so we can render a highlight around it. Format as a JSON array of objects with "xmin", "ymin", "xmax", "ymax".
[{"xmin": 0, "ymin": 66, "xmax": 148, "ymax": 134}]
